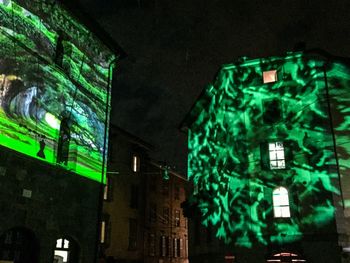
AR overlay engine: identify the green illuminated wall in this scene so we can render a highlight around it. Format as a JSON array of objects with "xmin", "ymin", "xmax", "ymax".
[
  {"xmin": 0, "ymin": 0, "xmax": 116, "ymax": 182},
  {"xmin": 186, "ymin": 53, "xmax": 348, "ymax": 248}
]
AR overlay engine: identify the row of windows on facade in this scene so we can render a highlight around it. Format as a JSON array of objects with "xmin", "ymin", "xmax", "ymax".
[
  {"xmin": 99, "ymin": 219, "xmax": 187, "ymax": 256},
  {"xmin": 103, "ymin": 177, "xmax": 183, "ymax": 202},
  {"xmin": 148, "ymin": 234, "xmax": 187, "ymax": 258},
  {"xmin": 148, "ymin": 206, "xmax": 184, "ymax": 227}
]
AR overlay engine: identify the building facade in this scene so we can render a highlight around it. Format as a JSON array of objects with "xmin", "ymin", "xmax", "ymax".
[
  {"xmin": 182, "ymin": 51, "xmax": 350, "ymax": 263},
  {"xmin": 102, "ymin": 126, "xmax": 189, "ymax": 263},
  {"xmin": 0, "ymin": 1, "xmax": 120, "ymax": 262},
  {"xmin": 102, "ymin": 126, "xmax": 151, "ymax": 263},
  {"xmin": 143, "ymin": 161, "xmax": 188, "ymax": 263}
]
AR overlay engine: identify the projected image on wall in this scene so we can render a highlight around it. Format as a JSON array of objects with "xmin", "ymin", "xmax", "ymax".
[{"xmin": 0, "ymin": 0, "xmax": 113, "ymax": 182}]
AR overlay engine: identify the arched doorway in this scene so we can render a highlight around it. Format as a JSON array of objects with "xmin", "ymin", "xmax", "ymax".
[
  {"xmin": 0, "ymin": 227, "xmax": 39, "ymax": 263},
  {"xmin": 267, "ymin": 252, "xmax": 306, "ymax": 262},
  {"xmin": 53, "ymin": 237, "xmax": 79, "ymax": 263}
]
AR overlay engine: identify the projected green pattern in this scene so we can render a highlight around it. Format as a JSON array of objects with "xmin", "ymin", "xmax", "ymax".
[
  {"xmin": 188, "ymin": 54, "xmax": 344, "ymax": 247},
  {"xmin": 0, "ymin": 0, "xmax": 115, "ymax": 182}
]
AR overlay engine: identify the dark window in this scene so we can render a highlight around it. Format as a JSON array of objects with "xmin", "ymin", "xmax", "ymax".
[
  {"xmin": 174, "ymin": 185, "xmax": 180, "ymax": 200},
  {"xmin": 162, "ymin": 180, "xmax": 169, "ymax": 196},
  {"xmin": 0, "ymin": 228, "xmax": 39, "ymax": 263},
  {"xmin": 130, "ymin": 184, "xmax": 139, "ymax": 209},
  {"xmin": 128, "ymin": 219, "xmax": 138, "ymax": 250},
  {"xmin": 206, "ymin": 225, "xmax": 212, "ymax": 243},
  {"xmin": 263, "ymin": 99, "xmax": 282, "ymax": 124},
  {"xmin": 149, "ymin": 203, "xmax": 157, "ymax": 223},
  {"xmin": 194, "ymin": 217, "xmax": 200, "ymax": 245},
  {"xmin": 54, "ymin": 33, "xmax": 64, "ymax": 67},
  {"xmin": 148, "ymin": 233, "xmax": 155, "ymax": 256},
  {"xmin": 163, "ymin": 207, "xmax": 169, "ymax": 224}
]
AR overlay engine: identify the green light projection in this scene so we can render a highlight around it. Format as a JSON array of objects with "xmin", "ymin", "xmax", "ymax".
[
  {"xmin": 186, "ymin": 53, "xmax": 345, "ymax": 247},
  {"xmin": 0, "ymin": 0, "xmax": 116, "ymax": 182}
]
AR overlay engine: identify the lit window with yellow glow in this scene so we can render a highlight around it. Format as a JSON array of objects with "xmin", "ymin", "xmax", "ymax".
[
  {"xmin": 100, "ymin": 221, "xmax": 106, "ymax": 243},
  {"xmin": 273, "ymin": 187, "xmax": 290, "ymax": 218},
  {"xmin": 263, "ymin": 70, "xmax": 277, "ymax": 83},
  {"xmin": 269, "ymin": 142, "xmax": 285, "ymax": 169},
  {"xmin": 132, "ymin": 155, "xmax": 140, "ymax": 172}
]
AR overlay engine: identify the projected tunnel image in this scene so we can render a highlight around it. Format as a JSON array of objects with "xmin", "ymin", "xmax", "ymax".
[
  {"xmin": 185, "ymin": 53, "xmax": 350, "ymax": 248},
  {"xmin": 0, "ymin": 0, "xmax": 115, "ymax": 182}
]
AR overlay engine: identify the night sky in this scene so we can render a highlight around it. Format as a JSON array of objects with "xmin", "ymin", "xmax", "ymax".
[{"xmin": 78, "ymin": 0, "xmax": 350, "ymax": 175}]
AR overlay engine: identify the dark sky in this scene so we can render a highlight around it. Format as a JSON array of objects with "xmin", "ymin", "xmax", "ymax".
[{"xmin": 78, "ymin": 0, "xmax": 350, "ymax": 175}]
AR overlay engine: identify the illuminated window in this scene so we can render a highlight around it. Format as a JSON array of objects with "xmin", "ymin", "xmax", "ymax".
[
  {"xmin": 160, "ymin": 235, "xmax": 169, "ymax": 257},
  {"xmin": 269, "ymin": 142, "xmax": 285, "ymax": 169},
  {"xmin": 263, "ymin": 70, "xmax": 277, "ymax": 83},
  {"xmin": 103, "ymin": 176, "xmax": 111, "ymax": 201},
  {"xmin": 100, "ymin": 221, "xmax": 106, "ymax": 244},
  {"xmin": 175, "ymin": 210, "xmax": 180, "ymax": 227},
  {"xmin": 54, "ymin": 238, "xmax": 70, "ymax": 263},
  {"xmin": 132, "ymin": 155, "xmax": 140, "ymax": 172},
  {"xmin": 273, "ymin": 187, "xmax": 290, "ymax": 218},
  {"xmin": 267, "ymin": 252, "xmax": 306, "ymax": 262},
  {"xmin": 173, "ymin": 238, "xmax": 181, "ymax": 257}
]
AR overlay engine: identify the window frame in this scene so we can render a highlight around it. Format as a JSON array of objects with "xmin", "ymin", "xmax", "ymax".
[
  {"xmin": 268, "ymin": 142, "xmax": 286, "ymax": 170},
  {"xmin": 272, "ymin": 186, "xmax": 291, "ymax": 218}
]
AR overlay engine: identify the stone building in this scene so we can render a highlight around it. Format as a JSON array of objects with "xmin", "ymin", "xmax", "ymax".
[
  {"xmin": 102, "ymin": 126, "xmax": 189, "ymax": 263},
  {"xmin": 181, "ymin": 50, "xmax": 350, "ymax": 263},
  {"xmin": 102, "ymin": 126, "xmax": 152, "ymax": 263},
  {"xmin": 0, "ymin": 1, "xmax": 122, "ymax": 262},
  {"xmin": 143, "ymin": 161, "xmax": 188, "ymax": 263}
]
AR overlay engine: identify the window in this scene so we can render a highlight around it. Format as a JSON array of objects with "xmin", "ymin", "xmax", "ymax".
[
  {"xmin": 103, "ymin": 176, "xmax": 111, "ymax": 201},
  {"xmin": 148, "ymin": 233, "xmax": 155, "ymax": 256},
  {"xmin": 173, "ymin": 238, "xmax": 181, "ymax": 257},
  {"xmin": 130, "ymin": 184, "xmax": 139, "ymax": 209},
  {"xmin": 263, "ymin": 70, "xmax": 277, "ymax": 83},
  {"xmin": 269, "ymin": 142, "xmax": 285, "ymax": 169},
  {"xmin": 273, "ymin": 187, "xmax": 290, "ymax": 218},
  {"xmin": 160, "ymin": 235, "xmax": 169, "ymax": 257},
  {"xmin": 100, "ymin": 221, "xmax": 106, "ymax": 244},
  {"xmin": 267, "ymin": 252, "xmax": 306, "ymax": 262},
  {"xmin": 174, "ymin": 210, "xmax": 180, "ymax": 227},
  {"xmin": 128, "ymin": 219, "xmax": 138, "ymax": 250},
  {"xmin": 149, "ymin": 203, "xmax": 157, "ymax": 223},
  {"xmin": 54, "ymin": 238, "xmax": 71, "ymax": 263},
  {"xmin": 174, "ymin": 185, "xmax": 180, "ymax": 200},
  {"xmin": 263, "ymin": 99, "xmax": 282, "ymax": 124},
  {"xmin": 162, "ymin": 207, "xmax": 169, "ymax": 224},
  {"xmin": 162, "ymin": 180, "xmax": 169, "ymax": 196},
  {"xmin": 132, "ymin": 155, "xmax": 140, "ymax": 172}
]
